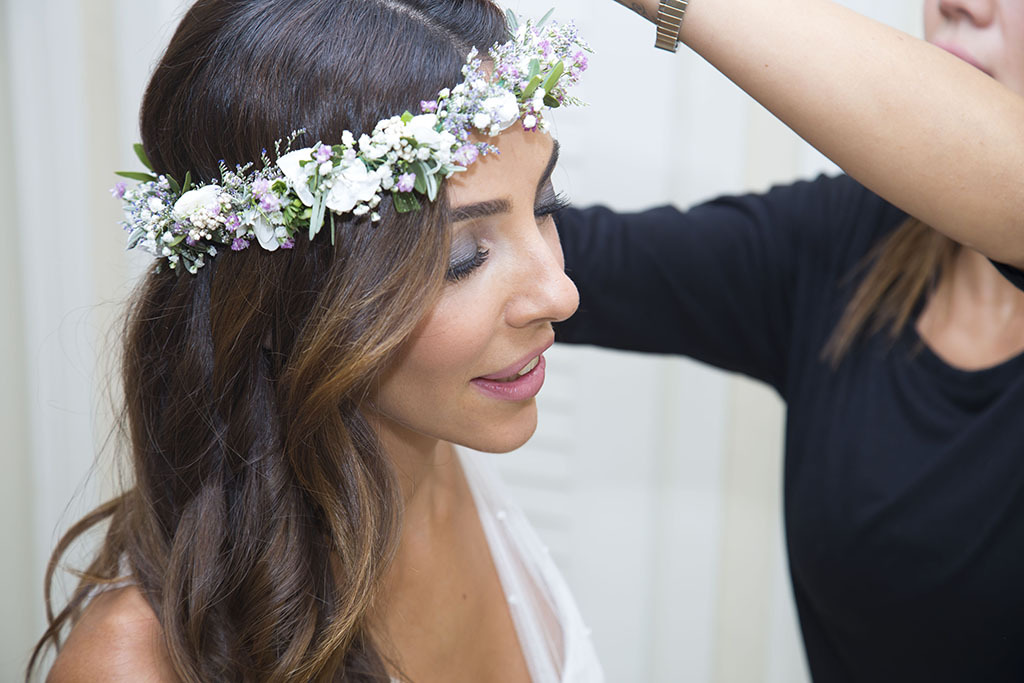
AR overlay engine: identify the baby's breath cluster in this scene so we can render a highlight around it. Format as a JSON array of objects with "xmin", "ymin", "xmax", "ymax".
[{"xmin": 114, "ymin": 14, "xmax": 591, "ymax": 274}]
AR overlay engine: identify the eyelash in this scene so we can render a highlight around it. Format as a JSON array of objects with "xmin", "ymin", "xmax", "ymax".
[
  {"xmin": 535, "ymin": 191, "xmax": 570, "ymax": 219},
  {"xmin": 446, "ymin": 248, "xmax": 490, "ymax": 282},
  {"xmin": 444, "ymin": 192, "xmax": 571, "ymax": 282}
]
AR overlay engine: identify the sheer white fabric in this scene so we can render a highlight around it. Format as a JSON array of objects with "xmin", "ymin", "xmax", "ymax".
[{"xmin": 458, "ymin": 450, "xmax": 604, "ymax": 683}]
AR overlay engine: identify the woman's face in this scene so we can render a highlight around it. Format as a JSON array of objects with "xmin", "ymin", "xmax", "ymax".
[
  {"xmin": 924, "ymin": 0, "xmax": 1024, "ymax": 95},
  {"xmin": 372, "ymin": 125, "xmax": 579, "ymax": 454}
]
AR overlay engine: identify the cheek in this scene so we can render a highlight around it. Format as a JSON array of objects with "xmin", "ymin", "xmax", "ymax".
[
  {"xmin": 379, "ymin": 291, "xmax": 493, "ymax": 409},
  {"xmin": 1009, "ymin": 11, "xmax": 1024, "ymax": 72},
  {"xmin": 538, "ymin": 217, "xmax": 565, "ymax": 268},
  {"xmin": 411, "ymin": 300, "xmax": 485, "ymax": 377},
  {"xmin": 923, "ymin": 1, "xmax": 942, "ymax": 41},
  {"xmin": 998, "ymin": 22, "xmax": 1024, "ymax": 95}
]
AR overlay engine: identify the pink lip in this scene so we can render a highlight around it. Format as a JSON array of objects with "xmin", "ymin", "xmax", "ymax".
[
  {"xmin": 934, "ymin": 42, "xmax": 992, "ymax": 76},
  {"xmin": 471, "ymin": 341, "xmax": 553, "ymax": 402}
]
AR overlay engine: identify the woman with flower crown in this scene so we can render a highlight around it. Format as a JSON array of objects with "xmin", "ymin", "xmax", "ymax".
[
  {"xmin": 30, "ymin": 1, "xmax": 602, "ymax": 681},
  {"xmin": 556, "ymin": 0, "xmax": 1024, "ymax": 681}
]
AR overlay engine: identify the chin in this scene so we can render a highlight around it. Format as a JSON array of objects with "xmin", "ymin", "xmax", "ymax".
[{"xmin": 461, "ymin": 403, "xmax": 539, "ymax": 453}]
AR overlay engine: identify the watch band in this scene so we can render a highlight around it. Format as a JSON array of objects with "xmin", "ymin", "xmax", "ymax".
[{"xmin": 654, "ymin": 0, "xmax": 689, "ymax": 52}]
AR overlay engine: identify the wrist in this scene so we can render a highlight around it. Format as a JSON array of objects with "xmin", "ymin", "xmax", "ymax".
[{"xmin": 654, "ymin": 0, "xmax": 689, "ymax": 52}]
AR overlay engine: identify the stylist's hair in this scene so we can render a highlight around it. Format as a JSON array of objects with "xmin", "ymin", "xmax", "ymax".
[
  {"xmin": 824, "ymin": 218, "xmax": 959, "ymax": 363},
  {"xmin": 28, "ymin": 1, "xmax": 507, "ymax": 681}
]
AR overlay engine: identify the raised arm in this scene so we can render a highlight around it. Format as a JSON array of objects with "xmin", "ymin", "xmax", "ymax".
[{"xmin": 614, "ymin": 0, "xmax": 1024, "ymax": 268}]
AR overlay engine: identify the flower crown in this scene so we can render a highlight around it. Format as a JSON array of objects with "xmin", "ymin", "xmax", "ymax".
[{"xmin": 114, "ymin": 12, "xmax": 590, "ymax": 274}]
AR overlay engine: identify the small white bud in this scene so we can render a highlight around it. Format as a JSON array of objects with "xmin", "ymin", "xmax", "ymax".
[{"xmin": 473, "ymin": 112, "xmax": 492, "ymax": 129}]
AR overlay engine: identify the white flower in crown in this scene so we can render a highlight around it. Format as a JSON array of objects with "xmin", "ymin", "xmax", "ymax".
[
  {"xmin": 173, "ymin": 184, "xmax": 222, "ymax": 221},
  {"xmin": 404, "ymin": 114, "xmax": 445, "ymax": 149},
  {"xmin": 531, "ymin": 88, "xmax": 547, "ymax": 113},
  {"xmin": 360, "ymin": 129, "xmax": 393, "ymax": 161},
  {"xmin": 472, "ymin": 112, "xmax": 492, "ymax": 130},
  {"xmin": 481, "ymin": 91, "xmax": 519, "ymax": 131},
  {"xmin": 325, "ymin": 158, "xmax": 383, "ymax": 213},
  {"xmin": 249, "ymin": 210, "xmax": 279, "ymax": 252},
  {"xmin": 276, "ymin": 149, "xmax": 316, "ymax": 206}
]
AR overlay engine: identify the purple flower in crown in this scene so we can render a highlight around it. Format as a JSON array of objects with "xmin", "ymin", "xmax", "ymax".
[
  {"xmin": 111, "ymin": 182, "xmax": 127, "ymax": 199},
  {"xmin": 225, "ymin": 214, "xmax": 242, "ymax": 233},
  {"xmin": 231, "ymin": 237, "xmax": 249, "ymax": 251},
  {"xmin": 314, "ymin": 144, "xmax": 333, "ymax": 163},
  {"xmin": 260, "ymin": 194, "xmax": 281, "ymax": 213},
  {"xmin": 281, "ymin": 238, "xmax": 295, "ymax": 250},
  {"xmin": 421, "ymin": 100, "xmax": 438, "ymax": 113},
  {"xmin": 396, "ymin": 172, "xmax": 416, "ymax": 193},
  {"xmin": 252, "ymin": 178, "xmax": 271, "ymax": 196},
  {"xmin": 453, "ymin": 144, "xmax": 479, "ymax": 166}
]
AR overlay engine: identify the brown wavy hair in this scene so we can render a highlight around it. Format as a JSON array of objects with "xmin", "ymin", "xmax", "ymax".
[{"xmin": 28, "ymin": 1, "xmax": 508, "ymax": 680}]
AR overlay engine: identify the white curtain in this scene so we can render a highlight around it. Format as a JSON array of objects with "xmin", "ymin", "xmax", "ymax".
[{"xmin": 0, "ymin": 0, "xmax": 923, "ymax": 679}]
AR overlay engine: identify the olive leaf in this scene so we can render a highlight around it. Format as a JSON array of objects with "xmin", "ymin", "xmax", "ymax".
[
  {"xmin": 542, "ymin": 60, "xmax": 564, "ymax": 93},
  {"xmin": 115, "ymin": 171, "xmax": 157, "ymax": 182},
  {"xmin": 393, "ymin": 192, "xmax": 421, "ymax": 213},
  {"xmin": 133, "ymin": 143, "xmax": 154, "ymax": 172}
]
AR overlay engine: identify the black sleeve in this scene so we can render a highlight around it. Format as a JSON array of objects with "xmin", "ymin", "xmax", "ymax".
[
  {"xmin": 994, "ymin": 261, "xmax": 1024, "ymax": 291},
  {"xmin": 554, "ymin": 174, "xmax": 904, "ymax": 394}
]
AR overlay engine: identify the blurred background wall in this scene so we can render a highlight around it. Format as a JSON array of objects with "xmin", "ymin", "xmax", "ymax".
[{"xmin": 0, "ymin": 0, "xmax": 923, "ymax": 679}]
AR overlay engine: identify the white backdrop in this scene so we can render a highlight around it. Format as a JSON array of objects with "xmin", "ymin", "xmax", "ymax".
[{"xmin": 0, "ymin": 0, "xmax": 923, "ymax": 680}]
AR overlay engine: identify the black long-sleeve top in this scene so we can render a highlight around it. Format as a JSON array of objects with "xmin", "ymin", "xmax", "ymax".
[{"xmin": 554, "ymin": 174, "xmax": 1024, "ymax": 682}]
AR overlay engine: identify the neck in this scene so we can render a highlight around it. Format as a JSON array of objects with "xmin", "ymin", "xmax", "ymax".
[
  {"xmin": 940, "ymin": 248, "xmax": 1024, "ymax": 324},
  {"xmin": 371, "ymin": 415, "xmax": 462, "ymax": 528},
  {"xmin": 917, "ymin": 246, "xmax": 1024, "ymax": 370},
  {"xmin": 366, "ymin": 417, "xmax": 471, "ymax": 656}
]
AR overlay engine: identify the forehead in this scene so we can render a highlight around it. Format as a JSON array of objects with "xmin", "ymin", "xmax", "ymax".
[{"xmin": 445, "ymin": 126, "xmax": 556, "ymax": 207}]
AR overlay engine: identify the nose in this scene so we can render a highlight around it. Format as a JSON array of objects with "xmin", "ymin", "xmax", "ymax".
[
  {"xmin": 505, "ymin": 223, "xmax": 579, "ymax": 328},
  {"xmin": 937, "ymin": 0, "xmax": 995, "ymax": 26}
]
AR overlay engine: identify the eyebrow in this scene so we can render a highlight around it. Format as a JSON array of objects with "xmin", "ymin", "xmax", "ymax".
[
  {"xmin": 450, "ymin": 198, "xmax": 512, "ymax": 223},
  {"xmin": 449, "ymin": 140, "xmax": 561, "ymax": 223}
]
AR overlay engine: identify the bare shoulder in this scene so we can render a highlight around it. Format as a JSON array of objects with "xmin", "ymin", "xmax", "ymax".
[{"xmin": 47, "ymin": 586, "xmax": 177, "ymax": 683}]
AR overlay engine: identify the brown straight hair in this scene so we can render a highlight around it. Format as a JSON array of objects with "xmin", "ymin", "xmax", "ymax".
[
  {"xmin": 28, "ymin": 1, "xmax": 508, "ymax": 680},
  {"xmin": 824, "ymin": 217, "xmax": 960, "ymax": 364}
]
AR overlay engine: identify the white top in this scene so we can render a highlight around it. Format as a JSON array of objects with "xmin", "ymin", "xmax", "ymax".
[{"xmin": 456, "ymin": 450, "xmax": 604, "ymax": 683}]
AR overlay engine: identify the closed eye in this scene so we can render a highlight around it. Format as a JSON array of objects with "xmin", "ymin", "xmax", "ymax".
[
  {"xmin": 445, "ymin": 247, "xmax": 489, "ymax": 282},
  {"xmin": 535, "ymin": 191, "xmax": 570, "ymax": 219}
]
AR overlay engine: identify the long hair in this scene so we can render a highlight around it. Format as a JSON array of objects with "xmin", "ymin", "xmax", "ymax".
[
  {"xmin": 824, "ymin": 217, "xmax": 960, "ymax": 364},
  {"xmin": 29, "ymin": 1, "xmax": 508, "ymax": 680}
]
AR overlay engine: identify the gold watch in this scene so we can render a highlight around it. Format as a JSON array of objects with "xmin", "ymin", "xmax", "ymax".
[{"xmin": 654, "ymin": 0, "xmax": 689, "ymax": 52}]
